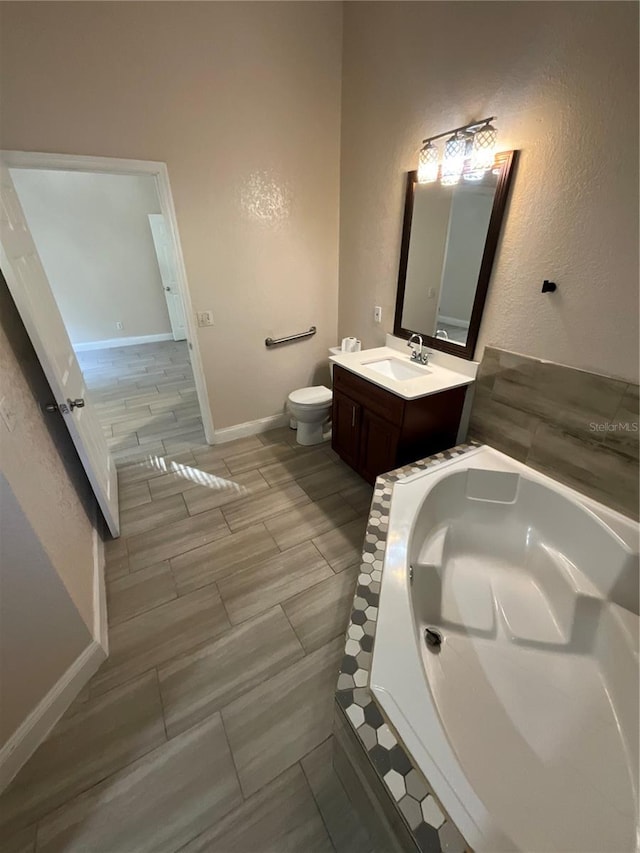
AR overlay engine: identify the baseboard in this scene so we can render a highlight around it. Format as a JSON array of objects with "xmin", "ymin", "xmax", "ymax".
[
  {"xmin": 213, "ymin": 412, "xmax": 289, "ymax": 444},
  {"xmin": 92, "ymin": 519, "xmax": 108, "ymax": 654},
  {"xmin": 0, "ymin": 641, "xmax": 107, "ymax": 792},
  {"xmin": 73, "ymin": 332, "xmax": 174, "ymax": 352}
]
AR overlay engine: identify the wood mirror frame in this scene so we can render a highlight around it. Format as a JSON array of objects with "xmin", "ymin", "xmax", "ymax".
[{"xmin": 393, "ymin": 149, "xmax": 518, "ymax": 360}]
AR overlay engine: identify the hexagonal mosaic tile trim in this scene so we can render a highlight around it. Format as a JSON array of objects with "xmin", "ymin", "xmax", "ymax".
[{"xmin": 336, "ymin": 444, "xmax": 477, "ymax": 853}]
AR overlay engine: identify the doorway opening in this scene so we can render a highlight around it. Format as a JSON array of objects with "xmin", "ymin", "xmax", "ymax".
[{"xmin": 6, "ymin": 153, "xmax": 213, "ymax": 467}]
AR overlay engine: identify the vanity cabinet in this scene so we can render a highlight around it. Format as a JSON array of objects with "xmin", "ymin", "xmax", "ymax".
[{"xmin": 332, "ymin": 365, "xmax": 466, "ymax": 483}]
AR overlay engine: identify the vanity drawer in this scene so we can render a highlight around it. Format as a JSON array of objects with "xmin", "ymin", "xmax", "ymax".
[{"xmin": 333, "ymin": 366, "xmax": 404, "ymax": 426}]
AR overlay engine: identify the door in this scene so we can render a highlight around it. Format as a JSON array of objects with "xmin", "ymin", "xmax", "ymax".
[
  {"xmin": 360, "ymin": 409, "xmax": 399, "ymax": 484},
  {"xmin": 148, "ymin": 213, "xmax": 187, "ymax": 341},
  {"xmin": 0, "ymin": 160, "xmax": 120, "ymax": 536},
  {"xmin": 331, "ymin": 390, "xmax": 361, "ymax": 471}
]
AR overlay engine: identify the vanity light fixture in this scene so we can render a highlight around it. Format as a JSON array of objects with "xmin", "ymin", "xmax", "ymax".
[
  {"xmin": 417, "ymin": 141, "xmax": 439, "ymax": 184},
  {"xmin": 441, "ymin": 133, "xmax": 467, "ymax": 186},
  {"xmin": 417, "ymin": 116, "xmax": 498, "ymax": 185}
]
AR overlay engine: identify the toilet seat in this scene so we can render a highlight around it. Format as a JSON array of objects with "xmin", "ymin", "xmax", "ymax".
[{"xmin": 288, "ymin": 386, "xmax": 332, "ymax": 406}]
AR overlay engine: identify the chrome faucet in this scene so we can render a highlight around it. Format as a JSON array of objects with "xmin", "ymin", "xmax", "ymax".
[{"xmin": 407, "ymin": 333, "xmax": 430, "ymax": 365}]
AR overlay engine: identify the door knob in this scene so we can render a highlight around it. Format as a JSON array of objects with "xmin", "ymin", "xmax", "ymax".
[
  {"xmin": 165, "ymin": 286, "xmax": 171, "ymax": 292},
  {"xmin": 68, "ymin": 398, "xmax": 85, "ymax": 410}
]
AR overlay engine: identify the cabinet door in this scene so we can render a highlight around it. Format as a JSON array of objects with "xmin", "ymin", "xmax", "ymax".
[
  {"xmin": 332, "ymin": 391, "xmax": 361, "ymax": 470},
  {"xmin": 360, "ymin": 409, "xmax": 400, "ymax": 484}
]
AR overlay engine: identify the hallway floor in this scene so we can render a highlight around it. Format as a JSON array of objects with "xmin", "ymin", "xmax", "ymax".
[
  {"xmin": 77, "ymin": 340, "xmax": 206, "ymax": 464},
  {"xmin": 0, "ymin": 423, "xmax": 376, "ymax": 852}
]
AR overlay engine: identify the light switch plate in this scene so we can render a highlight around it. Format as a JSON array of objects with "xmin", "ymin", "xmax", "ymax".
[
  {"xmin": 197, "ymin": 311, "xmax": 214, "ymax": 327},
  {"xmin": 0, "ymin": 396, "xmax": 17, "ymax": 432},
  {"xmin": 374, "ymin": 305, "xmax": 382, "ymax": 323}
]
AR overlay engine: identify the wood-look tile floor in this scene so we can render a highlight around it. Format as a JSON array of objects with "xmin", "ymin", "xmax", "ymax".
[
  {"xmin": 0, "ymin": 407, "xmax": 376, "ymax": 851},
  {"xmin": 77, "ymin": 340, "xmax": 206, "ymax": 462}
]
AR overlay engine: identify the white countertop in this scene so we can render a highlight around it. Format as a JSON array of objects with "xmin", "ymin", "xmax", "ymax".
[{"xmin": 329, "ymin": 346, "xmax": 475, "ymax": 400}]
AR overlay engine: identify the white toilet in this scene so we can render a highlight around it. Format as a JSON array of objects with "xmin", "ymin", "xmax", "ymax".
[
  {"xmin": 287, "ymin": 385, "xmax": 333, "ymax": 446},
  {"xmin": 287, "ymin": 347, "xmax": 339, "ymax": 446}
]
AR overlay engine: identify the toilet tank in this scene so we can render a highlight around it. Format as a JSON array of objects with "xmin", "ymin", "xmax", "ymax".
[{"xmin": 329, "ymin": 346, "xmax": 341, "ymax": 381}]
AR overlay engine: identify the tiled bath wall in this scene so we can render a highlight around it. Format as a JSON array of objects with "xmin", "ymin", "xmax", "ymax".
[{"xmin": 469, "ymin": 347, "xmax": 639, "ymax": 519}]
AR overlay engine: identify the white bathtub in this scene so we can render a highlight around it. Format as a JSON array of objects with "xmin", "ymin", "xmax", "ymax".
[{"xmin": 370, "ymin": 446, "xmax": 639, "ymax": 853}]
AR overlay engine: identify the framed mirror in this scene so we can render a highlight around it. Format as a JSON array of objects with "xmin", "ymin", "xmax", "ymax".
[{"xmin": 393, "ymin": 150, "xmax": 517, "ymax": 360}]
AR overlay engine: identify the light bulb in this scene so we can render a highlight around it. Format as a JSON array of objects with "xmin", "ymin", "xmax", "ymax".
[
  {"xmin": 441, "ymin": 134, "xmax": 466, "ymax": 186},
  {"xmin": 469, "ymin": 122, "xmax": 497, "ymax": 176},
  {"xmin": 417, "ymin": 142, "xmax": 439, "ymax": 183}
]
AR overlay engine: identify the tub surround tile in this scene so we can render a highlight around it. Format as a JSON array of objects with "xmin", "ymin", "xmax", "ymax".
[
  {"xmin": 527, "ymin": 422, "xmax": 639, "ymax": 518},
  {"xmin": 34, "ymin": 715, "xmax": 242, "ymax": 853},
  {"xmin": 0, "ymin": 672, "xmax": 166, "ymax": 842},
  {"xmin": 336, "ymin": 445, "xmax": 475, "ymax": 853},
  {"xmin": 605, "ymin": 383, "xmax": 640, "ymax": 461},
  {"xmin": 301, "ymin": 738, "xmax": 375, "ymax": 853},
  {"xmin": 217, "ymin": 540, "xmax": 333, "ymax": 625},
  {"xmin": 179, "ymin": 764, "xmax": 333, "ymax": 853},
  {"xmin": 158, "ymin": 606, "xmax": 305, "ymax": 738},
  {"xmin": 469, "ymin": 346, "xmax": 639, "ymax": 518},
  {"xmin": 223, "ymin": 635, "xmax": 344, "ymax": 797}
]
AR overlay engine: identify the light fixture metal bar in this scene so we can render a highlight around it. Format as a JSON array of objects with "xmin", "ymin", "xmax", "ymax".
[{"xmin": 421, "ymin": 116, "xmax": 496, "ymax": 146}]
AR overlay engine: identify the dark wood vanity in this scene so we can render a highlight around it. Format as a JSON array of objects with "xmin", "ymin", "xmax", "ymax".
[{"xmin": 331, "ymin": 365, "xmax": 466, "ymax": 483}]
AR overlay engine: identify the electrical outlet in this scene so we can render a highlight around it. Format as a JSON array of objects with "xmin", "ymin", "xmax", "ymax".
[
  {"xmin": 197, "ymin": 310, "xmax": 214, "ymax": 327},
  {"xmin": 374, "ymin": 305, "xmax": 382, "ymax": 324},
  {"xmin": 0, "ymin": 396, "xmax": 17, "ymax": 432},
  {"xmin": 116, "ymin": 321, "xmax": 124, "ymax": 330}
]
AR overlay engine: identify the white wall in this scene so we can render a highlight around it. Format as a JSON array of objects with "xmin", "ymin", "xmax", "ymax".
[
  {"xmin": 11, "ymin": 169, "xmax": 171, "ymax": 346},
  {"xmin": 339, "ymin": 1, "xmax": 639, "ymax": 383},
  {"xmin": 0, "ymin": 2, "xmax": 343, "ymax": 429}
]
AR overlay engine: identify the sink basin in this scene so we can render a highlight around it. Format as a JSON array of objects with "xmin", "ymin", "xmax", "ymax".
[{"xmin": 364, "ymin": 358, "xmax": 430, "ymax": 382}]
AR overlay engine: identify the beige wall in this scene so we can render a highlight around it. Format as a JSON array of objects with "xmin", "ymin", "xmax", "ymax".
[
  {"xmin": 11, "ymin": 169, "xmax": 170, "ymax": 346},
  {"xmin": 0, "ymin": 1, "xmax": 343, "ymax": 429},
  {"xmin": 0, "ymin": 474, "xmax": 92, "ymax": 746},
  {"xmin": 339, "ymin": 1, "xmax": 639, "ymax": 383}
]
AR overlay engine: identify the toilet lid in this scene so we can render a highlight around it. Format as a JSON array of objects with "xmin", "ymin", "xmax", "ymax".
[{"xmin": 289, "ymin": 386, "xmax": 332, "ymax": 405}]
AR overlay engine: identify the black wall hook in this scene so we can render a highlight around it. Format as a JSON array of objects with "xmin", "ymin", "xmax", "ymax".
[{"xmin": 542, "ymin": 280, "xmax": 557, "ymax": 293}]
